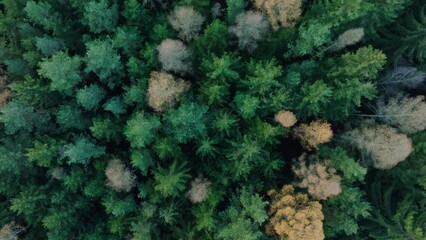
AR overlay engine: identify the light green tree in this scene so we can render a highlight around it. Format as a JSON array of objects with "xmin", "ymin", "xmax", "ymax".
[
  {"xmin": 38, "ymin": 52, "xmax": 82, "ymax": 95},
  {"xmin": 63, "ymin": 137, "xmax": 105, "ymax": 165},
  {"xmin": 124, "ymin": 112, "xmax": 161, "ymax": 148},
  {"xmin": 154, "ymin": 161, "xmax": 190, "ymax": 198},
  {"xmin": 85, "ymin": 39, "xmax": 122, "ymax": 82}
]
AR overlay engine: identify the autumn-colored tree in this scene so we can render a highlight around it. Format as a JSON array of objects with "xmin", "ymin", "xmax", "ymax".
[
  {"xmin": 168, "ymin": 6, "xmax": 205, "ymax": 41},
  {"xmin": 341, "ymin": 123, "xmax": 412, "ymax": 169},
  {"xmin": 187, "ymin": 177, "xmax": 210, "ymax": 203},
  {"xmin": 265, "ymin": 185, "xmax": 325, "ymax": 240},
  {"xmin": 275, "ymin": 110, "xmax": 297, "ymax": 128},
  {"xmin": 253, "ymin": 0, "xmax": 302, "ymax": 30},
  {"xmin": 293, "ymin": 154, "xmax": 341, "ymax": 200},
  {"xmin": 105, "ymin": 159, "xmax": 136, "ymax": 192},
  {"xmin": 157, "ymin": 39, "xmax": 192, "ymax": 74},
  {"xmin": 147, "ymin": 71, "xmax": 190, "ymax": 112},
  {"xmin": 293, "ymin": 120, "xmax": 333, "ymax": 150}
]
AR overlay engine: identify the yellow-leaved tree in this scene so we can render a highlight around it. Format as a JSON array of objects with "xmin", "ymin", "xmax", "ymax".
[
  {"xmin": 265, "ymin": 185, "xmax": 325, "ymax": 240},
  {"xmin": 253, "ymin": 0, "xmax": 302, "ymax": 30},
  {"xmin": 293, "ymin": 120, "xmax": 333, "ymax": 150}
]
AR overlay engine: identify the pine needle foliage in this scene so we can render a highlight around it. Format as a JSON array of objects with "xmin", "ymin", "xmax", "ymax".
[
  {"xmin": 378, "ymin": 1, "xmax": 426, "ymax": 64},
  {"xmin": 0, "ymin": 0, "xmax": 424, "ymax": 239}
]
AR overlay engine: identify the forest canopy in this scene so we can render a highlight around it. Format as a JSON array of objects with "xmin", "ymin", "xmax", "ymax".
[{"xmin": 0, "ymin": 0, "xmax": 425, "ymax": 239}]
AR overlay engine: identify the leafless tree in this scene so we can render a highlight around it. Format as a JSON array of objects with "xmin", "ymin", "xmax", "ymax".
[
  {"xmin": 379, "ymin": 67, "xmax": 425, "ymax": 90},
  {"xmin": 168, "ymin": 6, "xmax": 205, "ymax": 42},
  {"xmin": 187, "ymin": 177, "xmax": 210, "ymax": 203},
  {"xmin": 341, "ymin": 123, "xmax": 412, "ymax": 170},
  {"xmin": 157, "ymin": 39, "xmax": 192, "ymax": 74},
  {"xmin": 358, "ymin": 95, "xmax": 426, "ymax": 134},
  {"xmin": 229, "ymin": 11, "xmax": 270, "ymax": 53}
]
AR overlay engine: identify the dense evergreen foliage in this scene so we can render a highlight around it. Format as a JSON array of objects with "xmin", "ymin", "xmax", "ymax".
[{"xmin": 0, "ymin": 0, "xmax": 425, "ymax": 239}]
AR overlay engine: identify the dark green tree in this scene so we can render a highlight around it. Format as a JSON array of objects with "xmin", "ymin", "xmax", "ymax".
[
  {"xmin": 63, "ymin": 137, "xmax": 105, "ymax": 165},
  {"xmin": 163, "ymin": 102, "xmax": 208, "ymax": 143},
  {"xmin": 82, "ymin": 0, "xmax": 118, "ymax": 34},
  {"xmin": 125, "ymin": 111, "xmax": 161, "ymax": 148}
]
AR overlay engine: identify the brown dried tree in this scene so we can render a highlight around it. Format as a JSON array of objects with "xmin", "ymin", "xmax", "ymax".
[
  {"xmin": 147, "ymin": 71, "xmax": 190, "ymax": 112},
  {"xmin": 329, "ymin": 28, "xmax": 365, "ymax": 52},
  {"xmin": 293, "ymin": 154, "xmax": 341, "ymax": 200},
  {"xmin": 253, "ymin": 0, "xmax": 302, "ymax": 30},
  {"xmin": 105, "ymin": 159, "xmax": 136, "ymax": 192},
  {"xmin": 275, "ymin": 110, "xmax": 297, "ymax": 128}
]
